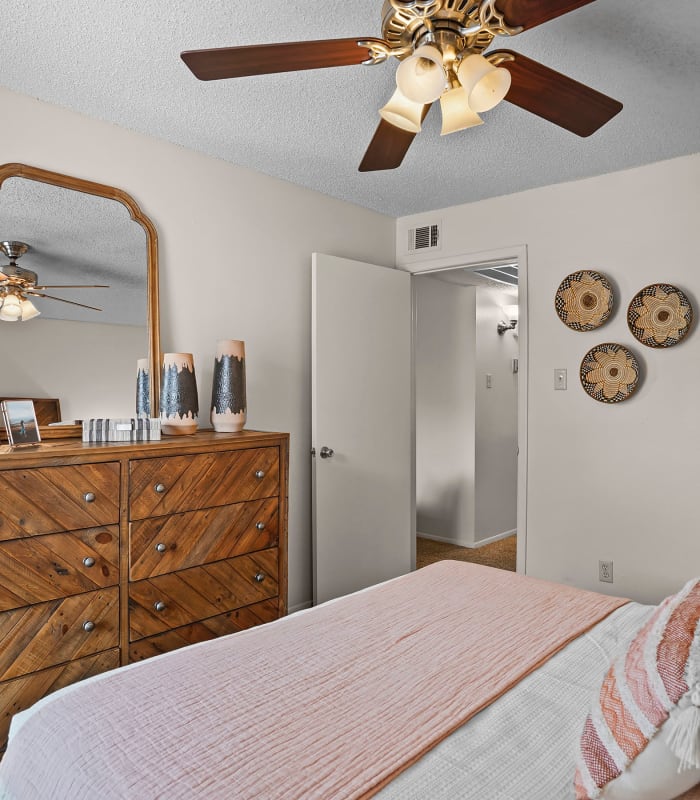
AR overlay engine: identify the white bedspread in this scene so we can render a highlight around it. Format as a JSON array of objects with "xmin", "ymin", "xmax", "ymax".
[{"xmin": 378, "ymin": 601, "xmax": 654, "ymax": 800}]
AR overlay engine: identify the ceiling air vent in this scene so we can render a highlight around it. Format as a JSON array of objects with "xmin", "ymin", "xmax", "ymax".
[{"xmin": 408, "ymin": 222, "xmax": 440, "ymax": 254}]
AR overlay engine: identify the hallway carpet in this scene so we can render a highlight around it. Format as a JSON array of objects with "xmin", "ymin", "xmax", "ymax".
[{"xmin": 416, "ymin": 535, "xmax": 516, "ymax": 572}]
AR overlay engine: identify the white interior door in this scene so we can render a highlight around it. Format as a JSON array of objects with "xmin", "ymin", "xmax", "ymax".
[{"xmin": 312, "ymin": 253, "xmax": 414, "ymax": 605}]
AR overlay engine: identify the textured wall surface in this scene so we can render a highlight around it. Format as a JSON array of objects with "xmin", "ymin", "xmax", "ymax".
[{"xmin": 398, "ymin": 153, "xmax": 700, "ymax": 604}]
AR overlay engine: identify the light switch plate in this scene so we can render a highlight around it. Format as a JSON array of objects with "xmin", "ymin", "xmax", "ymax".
[{"xmin": 554, "ymin": 368, "xmax": 567, "ymax": 390}]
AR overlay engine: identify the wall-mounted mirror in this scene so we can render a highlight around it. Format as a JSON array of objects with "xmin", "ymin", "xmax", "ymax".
[{"xmin": 0, "ymin": 163, "xmax": 160, "ymax": 424}]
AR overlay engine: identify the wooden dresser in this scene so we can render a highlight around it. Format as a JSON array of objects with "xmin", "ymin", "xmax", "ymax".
[{"xmin": 0, "ymin": 429, "xmax": 288, "ymax": 750}]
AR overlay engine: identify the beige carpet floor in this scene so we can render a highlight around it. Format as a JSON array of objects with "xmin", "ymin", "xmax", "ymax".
[{"xmin": 416, "ymin": 535, "xmax": 516, "ymax": 572}]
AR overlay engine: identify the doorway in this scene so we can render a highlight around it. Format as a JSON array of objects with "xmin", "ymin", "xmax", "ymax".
[{"xmin": 411, "ymin": 247, "xmax": 527, "ymax": 574}]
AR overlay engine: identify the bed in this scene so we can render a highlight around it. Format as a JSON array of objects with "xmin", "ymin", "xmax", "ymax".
[{"xmin": 0, "ymin": 561, "xmax": 698, "ymax": 800}]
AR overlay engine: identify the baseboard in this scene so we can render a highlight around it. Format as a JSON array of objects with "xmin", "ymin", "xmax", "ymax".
[
  {"xmin": 288, "ymin": 600, "xmax": 313, "ymax": 615},
  {"xmin": 417, "ymin": 532, "xmax": 473, "ymax": 548},
  {"xmin": 417, "ymin": 529, "xmax": 516, "ymax": 550},
  {"xmin": 471, "ymin": 529, "xmax": 517, "ymax": 549}
]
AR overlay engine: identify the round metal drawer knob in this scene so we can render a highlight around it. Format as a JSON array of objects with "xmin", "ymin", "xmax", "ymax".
[
  {"xmin": 254, "ymin": 572, "xmax": 265, "ymax": 583},
  {"xmin": 83, "ymin": 556, "xmax": 96, "ymax": 568},
  {"xmin": 255, "ymin": 522, "xmax": 265, "ymax": 531},
  {"xmin": 82, "ymin": 620, "xmax": 95, "ymax": 632},
  {"xmin": 154, "ymin": 601, "xmax": 166, "ymax": 612},
  {"xmin": 154, "ymin": 483, "xmax": 166, "ymax": 494},
  {"xmin": 83, "ymin": 492, "xmax": 96, "ymax": 503},
  {"xmin": 155, "ymin": 543, "xmax": 167, "ymax": 553},
  {"xmin": 254, "ymin": 470, "xmax": 265, "ymax": 480}
]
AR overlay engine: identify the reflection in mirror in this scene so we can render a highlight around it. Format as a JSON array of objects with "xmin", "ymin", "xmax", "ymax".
[{"xmin": 0, "ymin": 164, "xmax": 159, "ymax": 424}]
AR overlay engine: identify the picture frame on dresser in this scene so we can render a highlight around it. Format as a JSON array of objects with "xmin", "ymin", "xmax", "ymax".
[{"xmin": 0, "ymin": 400, "xmax": 41, "ymax": 447}]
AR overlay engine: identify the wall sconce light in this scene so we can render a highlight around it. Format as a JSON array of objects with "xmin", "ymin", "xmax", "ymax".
[{"xmin": 497, "ymin": 304, "xmax": 518, "ymax": 335}]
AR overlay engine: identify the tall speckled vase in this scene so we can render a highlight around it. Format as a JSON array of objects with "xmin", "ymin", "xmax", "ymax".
[
  {"xmin": 136, "ymin": 358, "xmax": 150, "ymax": 419},
  {"xmin": 211, "ymin": 340, "xmax": 247, "ymax": 433},
  {"xmin": 160, "ymin": 352, "xmax": 199, "ymax": 435}
]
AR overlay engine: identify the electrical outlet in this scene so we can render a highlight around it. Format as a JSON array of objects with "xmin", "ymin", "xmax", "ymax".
[{"xmin": 599, "ymin": 560, "xmax": 614, "ymax": 583}]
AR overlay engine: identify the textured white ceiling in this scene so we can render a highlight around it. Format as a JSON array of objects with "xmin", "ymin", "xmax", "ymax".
[{"xmin": 1, "ymin": 0, "xmax": 699, "ymax": 219}]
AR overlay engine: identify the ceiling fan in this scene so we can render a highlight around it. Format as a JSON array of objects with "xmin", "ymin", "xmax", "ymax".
[
  {"xmin": 180, "ymin": 0, "xmax": 623, "ymax": 172},
  {"xmin": 0, "ymin": 241, "xmax": 108, "ymax": 322}
]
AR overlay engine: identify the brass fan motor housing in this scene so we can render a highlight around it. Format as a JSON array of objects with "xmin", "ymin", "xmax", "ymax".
[
  {"xmin": 381, "ymin": 0, "xmax": 497, "ymax": 60},
  {"xmin": 0, "ymin": 241, "xmax": 38, "ymax": 287}
]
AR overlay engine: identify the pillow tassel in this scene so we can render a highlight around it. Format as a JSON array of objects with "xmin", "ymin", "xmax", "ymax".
[{"xmin": 666, "ymin": 685, "xmax": 700, "ymax": 772}]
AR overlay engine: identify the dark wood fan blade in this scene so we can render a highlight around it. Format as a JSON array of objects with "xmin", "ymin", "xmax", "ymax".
[
  {"xmin": 497, "ymin": 0, "xmax": 598, "ymax": 30},
  {"xmin": 181, "ymin": 38, "xmax": 386, "ymax": 81},
  {"xmin": 494, "ymin": 50, "xmax": 622, "ymax": 137},
  {"xmin": 359, "ymin": 105, "xmax": 432, "ymax": 172},
  {"xmin": 28, "ymin": 291, "xmax": 103, "ymax": 312}
]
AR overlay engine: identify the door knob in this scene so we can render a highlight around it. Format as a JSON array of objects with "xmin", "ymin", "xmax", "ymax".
[{"xmin": 320, "ymin": 446, "xmax": 334, "ymax": 459}]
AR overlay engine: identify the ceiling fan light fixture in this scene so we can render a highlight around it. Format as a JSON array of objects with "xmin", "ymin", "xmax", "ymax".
[
  {"xmin": 457, "ymin": 53, "xmax": 511, "ymax": 113},
  {"xmin": 440, "ymin": 86, "xmax": 483, "ymax": 135},
  {"xmin": 19, "ymin": 298, "xmax": 40, "ymax": 321},
  {"xmin": 396, "ymin": 44, "xmax": 446, "ymax": 104},
  {"xmin": 0, "ymin": 292, "xmax": 22, "ymax": 322},
  {"xmin": 379, "ymin": 88, "xmax": 424, "ymax": 133}
]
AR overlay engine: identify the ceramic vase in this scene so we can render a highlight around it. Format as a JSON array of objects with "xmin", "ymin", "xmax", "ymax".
[
  {"xmin": 211, "ymin": 340, "xmax": 247, "ymax": 432},
  {"xmin": 135, "ymin": 358, "xmax": 151, "ymax": 419},
  {"xmin": 160, "ymin": 352, "xmax": 199, "ymax": 435}
]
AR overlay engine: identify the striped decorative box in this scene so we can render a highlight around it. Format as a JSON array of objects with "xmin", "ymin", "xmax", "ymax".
[{"xmin": 82, "ymin": 418, "xmax": 161, "ymax": 443}]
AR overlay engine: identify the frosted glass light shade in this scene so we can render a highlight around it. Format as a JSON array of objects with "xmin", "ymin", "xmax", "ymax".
[
  {"xmin": 440, "ymin": 86, "xmax": 484, "ymax": 135},
  {"xmin": 503, "ymin": 304, "xmax": 519, "ymax": 321},
  {"xmin": 0, "ymin": 293, "xmax": 22, "ymax": 321},
  {"xmin": 396, "ymin": 45, "xmax": 446, "ymax": 104},
  {"xmin": 457, "ymin": 53, "xmax": 511, "ymax": 113},
  {"xmin": 20, "ymin": 298, "xmax": 40, "ymax": 321},
  {"xmin": 379, "ymin": 88, "xmax": 424, "ymax": 133}
]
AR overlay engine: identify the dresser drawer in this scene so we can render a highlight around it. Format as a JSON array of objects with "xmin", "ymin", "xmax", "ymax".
[
  {"xmin": 128, "ymin": 598, "xmax": 279, "ymax": 662},
  {"xmin": 129, "ymin": 548, "xmax": 279, "ymax": 640},
  {"xmin": 128, "ymin": 447, "xmax": 280, "ymax": 520},
  {"xmin": 129, "ymin": 498, "xmax": 279, "ymax": 580},
  {"xmin": 0, "ymin": 526, "xmax": 118, "ymax": 611},
  {"xmin": 0, "ymin": 462, "xmax": 120, "ymax": 541},
  {"xmin": 0, "ymin": 587, "xmax": 119, "ymax": 681}
]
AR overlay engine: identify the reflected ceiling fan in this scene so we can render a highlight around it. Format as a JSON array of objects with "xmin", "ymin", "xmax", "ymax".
[
  {"xmin": 0, "ymin": 241, "xmax": 109, "ymax": 322},
  {"xmin": 181, "ymin": 0, "xmax": 623, "ymax": 172}
]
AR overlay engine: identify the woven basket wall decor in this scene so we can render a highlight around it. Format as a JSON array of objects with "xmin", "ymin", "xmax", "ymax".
[
  {"xmin": 580, "ymin": 343, "xmax": 640, "ymax": 404},
  {"xmin": 627, "ymin": 283, "xmax": 693, "ymax": 348},
  {"xmin": 555, "ymin": 270, "xmax": 614, "ymax": 331}
]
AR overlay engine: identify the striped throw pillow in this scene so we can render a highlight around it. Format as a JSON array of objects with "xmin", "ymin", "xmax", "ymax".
[{"xmin": 575, "ymin": 577, "xmax": 700, "ymax": 800}]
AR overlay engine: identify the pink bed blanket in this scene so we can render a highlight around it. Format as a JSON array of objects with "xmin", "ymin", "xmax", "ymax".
[{"xmin": 0, "ymin": 561, "xmax": 627, "ymax": 800}]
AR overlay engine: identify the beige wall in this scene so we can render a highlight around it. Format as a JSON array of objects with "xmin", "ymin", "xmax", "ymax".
[
  {"xmin": 398, "ymin": 152, "xmax": 700, "ymax": 604},
  {"xmin": 1, "ymin": 86, "xmax": 396, "ymax": 611},
  {"xmin": 1, "ymin": 318, "xmax": 146, "ymax": 420},
  {"xmin": 474, "ymin": 285, "xmax": 518, "ymax": 543},
  {"xmin": 415, "ymin": 275, "xmax": 477, "ymax": 545}
]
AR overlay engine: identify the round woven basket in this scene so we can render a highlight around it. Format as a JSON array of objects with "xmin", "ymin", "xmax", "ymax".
[
  {"xmin": 580, "ymin": 343, "xmax": 640, "ymax": 403},
  {"xmin": 555, "ymin": 270, "xmax": 613, "ymax": 331},
  {"xmin": 627, "ymin": 283, "xmax": 693, "ymax": 347}
]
